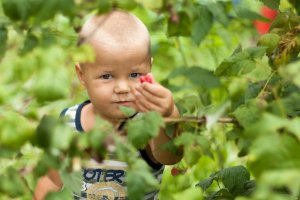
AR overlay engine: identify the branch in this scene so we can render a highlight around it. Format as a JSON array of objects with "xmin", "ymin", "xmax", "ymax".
[{"xmin": 164, "ymin": 116, "xmax": 238, "ymax": 124}]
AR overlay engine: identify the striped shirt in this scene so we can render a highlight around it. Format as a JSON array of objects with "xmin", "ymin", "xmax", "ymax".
[{"xmin": 60, "ymin": 100, "xmax": 164, "ymax": 200}]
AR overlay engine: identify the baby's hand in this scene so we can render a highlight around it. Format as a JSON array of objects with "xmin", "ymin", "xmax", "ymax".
[{"xmin": 134, "ymin": 73, "xmax": 176, "ymax": 117}]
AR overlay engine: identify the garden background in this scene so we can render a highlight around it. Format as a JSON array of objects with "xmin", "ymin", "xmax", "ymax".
[{"xmin": 1, "ymin": 0, "xmax": 300, "ymax": 199}]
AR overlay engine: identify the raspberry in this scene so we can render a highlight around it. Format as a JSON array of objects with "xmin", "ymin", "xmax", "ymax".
[
  {"xmin": 139, "ymin": 74, "xmax": 153, "ymax": 84},
  {"xmin": 171, "ymin": 167, "xmax": 180, "ymax": 176}
]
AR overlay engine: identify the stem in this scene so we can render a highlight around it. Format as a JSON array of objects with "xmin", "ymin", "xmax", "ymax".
[
  {"xmin": 176, "ymin": 37, "xmax": 188, "ymax": 67},
  {"xmin": 164, "ymin": 116, "xmax": 238, "ymax": 124},
  {"xmin": 216, "ymin": 180, "xmax": 221, "ymax": 190},
  {"xmin": 256, "ymin": 71, "xmax": 275, "ymax": 99}
]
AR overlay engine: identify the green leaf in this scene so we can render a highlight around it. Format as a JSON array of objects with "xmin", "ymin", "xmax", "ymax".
[
  {"xmin": 20, "ymin": 32, "xmax": 39, "ymax": 55},
  {"xmin": 267, "ymin": 93, "xmax": 300, "ymax": 117},
  {"xmin": 0, "ymin": 26, "xmax": 7, "ymax": 58},
  {"xmin": 196, "ymin": 177, "xmax": 214, "ymax": 191},
  {"xmin": 119, "ymin": 106, "xmax": 136, "ymax": 117},
  {"xmin": 191, "ymin": 5, "xmax": 213, "ymax": 45},
  {"xmin": 215, "ymin": 47, "xmax": 265, "ymax": 77},
  {"xmin": 35, "ymin": 115, "xmax": 58, "ymax": 149},
  {"xmin": 45, "ymin": 187, "xmax": 73, "ymax": 200},
  {"xmin": 115, "ymin": 0, "xmax": 138, "ymax": 10},
  {"xmin": 260, "ymin": 0, "xmax": 280, "ymax": 10},
  {"xmin": 167, "ymin": 11, "xmax": 191, "ymax": 37},
  {"xmin": 279, "ymin": 60, "xmax": 300, "ymax": 89},
  {"xmin": 219, "ymin": 165, "xmax": 250, "ymax": 197},
  {"xmin": 0, "ymin": 167, "xmax": 26, "ymax": 197},
  {"xmin": 126, "ymin": 112, "xmax": 164, "ymax": 149},
  {"xmin": 184, "ymin": 66, "xmax": 221, "ymax": 89},
  {"xmin": 206, "ymin": 2, "xmax": 229, "ymax": 27},
  {"xmin": 235, "ymin": 7, "xmax": 268, "ymax": 21},
  {"xmin": 0, "ymin": 111, "xmax": 34, "ymax": 150},
  {"xmin": 97, "ymin": 0, "xmax": 113, "ymax": 14},
  {"xmin": 34, "ymin": 0, "xmax": 76, "ymax": 23},
  {"xmin": 207, "ymin": 188, "xmax": 234, "ymax": 200},
  {"xmin": 60, "ymin": 171, "xmax": 82, "ymax": 197},
  {"xmin": 249, "ymin": 132, "xmax": 300, "ymax": 177},
  {"xmin": 127, "ymin": 159, "xmax": 159, "ymax": 200},
  {"xmin": 2, "ymin": 0, "xmax": 32, "ymax": 21},
  {"xmin": 233, "ymin": 99, "xmax": 262, "ymax": 128},
  {"xmin": 33, "ymin": 64, "xmax": 69, "ymax": 103}
]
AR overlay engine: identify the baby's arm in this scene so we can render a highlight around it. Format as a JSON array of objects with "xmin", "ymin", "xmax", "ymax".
[
  {"xmin": 134, "ymin": 74, "xmax": 183, "ymax": 165},
  {"xmin": 34, "ymin": 169, "xmax": 63, "ymax": 200}
]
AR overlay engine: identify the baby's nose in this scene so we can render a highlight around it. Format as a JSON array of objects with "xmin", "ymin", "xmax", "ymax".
[{"xmin": 114, "ymin": 80, "xmax": 131, "ymax": 93}]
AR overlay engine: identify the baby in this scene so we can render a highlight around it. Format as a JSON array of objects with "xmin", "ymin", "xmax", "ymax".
[{"xmin": 34, "ymin": 10, "xmax": 182, "ymax": 200}]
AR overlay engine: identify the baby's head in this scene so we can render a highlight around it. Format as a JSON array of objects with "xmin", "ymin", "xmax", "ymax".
[
  {"xmin": 78, "ymin": 10, "xmax": 151, "ymax": 68},
  {"xmin": 76, "ymin": 10, "xmax": 152, "ymax": 124}
]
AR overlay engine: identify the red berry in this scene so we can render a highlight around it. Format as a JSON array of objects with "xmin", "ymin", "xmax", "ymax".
[
  {"xmin": 140, "ymin": 74, "xmax": 153, "ymax": 84},
  {"xmin": 254, "ymin": 6, "xmax": 278, "ymax": 35},
  {"xmin": 171, "ymin": 167, "xmax": 180, "ymax": 176}
]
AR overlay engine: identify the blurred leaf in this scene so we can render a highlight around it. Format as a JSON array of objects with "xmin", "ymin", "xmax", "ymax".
[
  {"xmin": 20, "ymin": 32, "xmax": 39, "ymax": 55},
  {"xmin": 33, "ymin": 65, "xmax": 69, "ymax": 103},
  {"xmin": 249, "ymin": 132, "xmax": 300, "ymax": 177},
  {"xmin": 0, "ymin": 111, "xmax": 34, "ymax": 150},
  {"xmin": 0, "ymin": 26, "xmax": 7, "ymax": 58},
  {"xmin": 191, "ymin": 5, "xmax": 213, "ymax": 45},
  {"xmin": 115, "ymin": 0, "xmax": 138, "ymax": 10},
  {"xmin": 97, "ymin": 0, "xmax": 113, "ymax": 14},
  {"xmin": 34, "ymin": 0, "xmax": 75, "ymax": 23},
  {"xmin": 45, "ymin": 187, "xmax": 73, "ymax": 200},
  {"xmin": 184, "ymin": 66, "xmax": 221, "ymax": 89},
  {"xmin": 235, "ymin": 7, "xmax": 268, "ymax": 21},
  {"xmin": 126, "ymin": 112, "xmax": 164, "ymax": 149},
  {"xmin": 120, "ymin": 106, "xmax": 136, "ymax": 117},
  {"xmin": 0, "ymin": 167, "xmax": 26, "ymax": 197},
  {"xmin": 260, "ymin": 0, "xmax": 280, "ymax": 10},
  {"xmin": 35, "ymin": 115, "xmax": 57, "ymax": 149},
  {"xmin": 267, "ymin": 93, "xmax": 300, "ymax": 117},
  {"xmin": 233, "ymin": 100, "xmax": 262, "ymax": 128},
  {"xmin": 167, "ymin": 11, "xmax": 191, "ymax": 37},
  {"xmin": 60, "ymin": 171, "xmax": 82, "ymax": 197},
  {"xmin": 279, "ymin": 60, "xmax": 300, "ymax": 88},
  {"xmin": 2, "ymin": 0, "xmax": 32, "ymax": 21},
  {"xmin": 127, "ymin": 159, "xmax": 159, "ymax": 200},
  {"xmin": 207, "ymin": 2, "xmax": 229, "ymax": 27}
]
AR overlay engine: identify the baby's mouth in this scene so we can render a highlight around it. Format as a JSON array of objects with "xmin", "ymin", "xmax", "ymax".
[{"xmin": 114, "ymin": 101, "xmax": 133, "ymax": 106}]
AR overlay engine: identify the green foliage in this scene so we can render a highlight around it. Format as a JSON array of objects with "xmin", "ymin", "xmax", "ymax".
[
  {"xmin": 1, "ymin": 0, "xmax": 300, "ymax": 199},
  {"xmin": 196, "ymin": 166, "xmax": 255, "ymax": 199},
  {"xmin": 126, "ymin": 112, "xmax": 164, "ymax": 149}
]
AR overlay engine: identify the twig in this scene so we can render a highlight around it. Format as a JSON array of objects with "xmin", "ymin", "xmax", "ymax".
[
  {"xmin": 164, "ymin": 116, "xmax": 238, "ymax": 124},
  {"xmin": 256, "ymin": 71, "xmax": 275, "ymax": 99}
]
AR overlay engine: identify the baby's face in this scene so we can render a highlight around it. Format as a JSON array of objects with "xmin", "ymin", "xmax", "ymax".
[{"xmin": 79, "ymin": 48, "xmax": 151, "ymax": 123}]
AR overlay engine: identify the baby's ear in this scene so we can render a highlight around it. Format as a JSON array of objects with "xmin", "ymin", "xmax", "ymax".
[{"xmin": 75, "ymin": 63, "xmax": 86, "ymax": 86}]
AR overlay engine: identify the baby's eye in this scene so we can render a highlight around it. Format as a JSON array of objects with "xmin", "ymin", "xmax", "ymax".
[
  {"xmin": 130, "ymin": 73, "xmax": 141, "ymax": 78},
  {"xmin": 100, "ymin": 74, "xmax": 112, "ymax": 80}
]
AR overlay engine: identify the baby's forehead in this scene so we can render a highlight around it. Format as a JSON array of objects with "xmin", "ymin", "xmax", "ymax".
[{"xmin": 80, "ymin": 11, "xmax": 149, "ymax": 45}]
